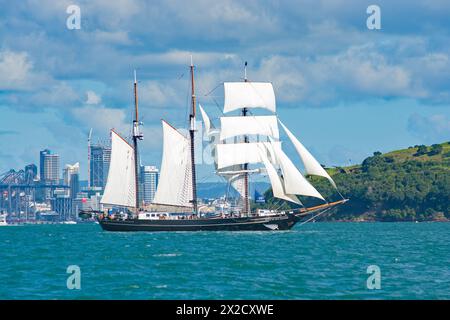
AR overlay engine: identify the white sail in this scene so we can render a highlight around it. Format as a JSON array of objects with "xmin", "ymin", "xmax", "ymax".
[
  {"xmin": 216, "ymin": 141, "xmax": 281, "ymax": 169},
  {"xmin": 229, "ymin": 173, "xmax": 246, "ymax": 198},
  {"xmin": 223, "ymin": 82, "xmax": 276, "ymax": 113},
  {"xmin": 101, "ymin": 131, "xmax": 136, "ymax": 207},
  {"xmin": 279, "ymin": 120, "xmax": 336, "ymax": 188},
  {"xmin": 271, "ymin": 143, "xmax": 325, "ymax": 201},
  {"xmin": 219, "ymin": 115, "xmax": 279, "ymax": 141},
  {"xmin": 153, "ymin": 121, "xmax": 193, "ymax": 208},
  {"xmin": 258, "ymin": 148, "xmax": 301, "ymax": 205},
  {"xmin": 199, "ymin": 104, "xmax": 215, "ymax": 136}
]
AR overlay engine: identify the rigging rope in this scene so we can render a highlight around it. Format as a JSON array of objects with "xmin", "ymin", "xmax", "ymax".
[
  {"xmin": 203, "ymin": 82, "xmax": 223, "ymax": 97},
  {"xmin": 336, "ymin": 188, "xmax": 346, "ymax": 201},
  {"xmin": 297, "ymin": 206, "xmax": 333, "ymax": 227}
]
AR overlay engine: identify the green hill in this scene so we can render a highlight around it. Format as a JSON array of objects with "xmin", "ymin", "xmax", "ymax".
[{"xmin": 262, "ymin": 142, "xmax": 450, "ymax": 222}]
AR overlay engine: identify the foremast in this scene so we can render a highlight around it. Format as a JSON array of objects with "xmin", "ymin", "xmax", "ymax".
[
  {"xmin": 242, "ymin": 62, "xmax": 250, "ymax": 216},
  {"xmin": 189, "ymin": 57, "xmax": 198, "ymax": 215}
]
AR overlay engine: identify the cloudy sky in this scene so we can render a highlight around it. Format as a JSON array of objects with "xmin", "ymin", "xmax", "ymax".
[{"xmin": 0, "ymin": 0, "xmax": 449, "ymax": 181}]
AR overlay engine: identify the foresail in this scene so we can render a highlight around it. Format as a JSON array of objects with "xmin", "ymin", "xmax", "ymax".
[
  {"xmin": 279, "ymin": 120, "xmax": 336, "ymax": 188},
  {"xmin": 101, "ymin": 131, "xmax": 136, "ymax": 207},
  {"xmin": 258, "ymin": 148, "xmax": 301, "ymax": 205},
  {"xmin": 219, "ymin": 115, "xmax": 279, "ymax": 141},
  {"xmin": 271, "ymin": 143, "xmax": 325, "ymax": 201},
  {"xmin": 223, "ymin": 82, "xmax": 276, "ymax": 113},
  {"xmin": 153, "ymin": 121, "xmax": 193, "ymax": 208}
]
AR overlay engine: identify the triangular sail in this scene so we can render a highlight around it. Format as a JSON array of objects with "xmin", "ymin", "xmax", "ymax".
[
  {"xmin": 271, "ymin": 142, "xmax": 325, "ymax": 201},
  {"xmin": 199, "ymin": 104, "xmax": 216, "ymax": 136},
  {"xmin": 223, "ymin": 82, "xmax": 276, "ymax": 113},
  {"xmin": 153, "ymin": 120, "xmax": 193, "ymax": 208},
  {"xmin": 258, "ymin": 148, "xmax": 301, "ymax": 205},
  {"xmin": 279, "ymin": 120, "xmax": 336, "ymax": 188},
  {"xmin": 101, "ymin": 131, "xmax": 136, "ymax": 207}
]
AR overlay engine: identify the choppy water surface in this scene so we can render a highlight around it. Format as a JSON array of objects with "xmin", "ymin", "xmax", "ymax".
[{"xmin": 1, "ymin": 222, "xmax": 449, "ymax": 299}]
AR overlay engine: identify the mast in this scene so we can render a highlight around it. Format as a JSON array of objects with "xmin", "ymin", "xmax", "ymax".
[
  {"xmin": 189, "ymin": 56, "xmax": 198, "ymax": 215},
  {"xmin": 87, "ymin": 128, "xmax": 92, "ymax": 188},
  {"xmin": 242, "ymin": 61, "xmax": 250, "ymax": 216},
  {"xmin": 133, "ymin": 70, "xmax": 143, "ymax": 211}
]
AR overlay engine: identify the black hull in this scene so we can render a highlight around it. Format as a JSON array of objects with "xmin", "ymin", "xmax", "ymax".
[{"xmin": 98, "ymin": 213, "xmax": 302, "ymax": 232}]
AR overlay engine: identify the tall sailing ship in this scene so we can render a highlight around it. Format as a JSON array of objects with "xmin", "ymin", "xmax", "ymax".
[{"xmin": 95, "ymin": 61, "xmax": 347, "ymax": 232}]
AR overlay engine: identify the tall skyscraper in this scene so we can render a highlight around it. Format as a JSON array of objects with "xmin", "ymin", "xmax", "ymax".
[
  {"xmin": 63, "ymin": 163, "xmax": 80, "ymax": 197},
  {"xmin": 39, "ymin": 149, "xmax": 60, "ymax": 201},
  {"xmin": 63, "ymin": 163, "xmax": 79, "ymax": 185},
  {"xmin": 39, "ymin": 149, "xmax": 50, "ymax": 181},
  {"xmin": 140, "ymin": 165, "xmax": 159, "ymax": 205},
  {"xmin": 90, "ymin": 145, "xmax": 111, "ymax": 189},
  {"xmin": 39, "ymin": 149, "xmax": 60, "ymax": 184},
  {"xmin": 70, "ymin": 173, "xmax": 80, "ymax": 200},
  {"xmin": 44, "ymin": 155, "xmax": 60, "ymax": 183}
]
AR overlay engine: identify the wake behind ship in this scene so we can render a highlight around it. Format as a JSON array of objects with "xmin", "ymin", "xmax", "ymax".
[{"xmin": 89, "ymin": 61, "xmax": 347, "ymax": 232}]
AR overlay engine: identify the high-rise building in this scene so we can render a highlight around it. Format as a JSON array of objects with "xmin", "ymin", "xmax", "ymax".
[
  {"xmin": 40, "ymin": 150, "xmax": 60, "ymax": 184},
  {"xmin": 63, "ymin": 163, "xmax": 79, "ymax": 185},
  {"xmin": 140, "ymin": 165, "xmax": 159, "ymax": 205},
  {"xmin": 39, "ymin": 149, "xmax": 60, "ymax": 201},
  {"xmin": 90, "ymin": 145, "xmax": 111, "ymax": 189},
  {"xmin": 70, "ymin": 173, "xmax": 80, "ymax": 200},
  {"xmin": 39, "ymin": 149, "xmax": 51, "ymax": 181},
  {"xmin": 63, "ymin": 163, "xmax": 80, "ymax": 197},
  {"xmin": 44, "ymin": 155, "xmax": 60, "ymax": 183}
]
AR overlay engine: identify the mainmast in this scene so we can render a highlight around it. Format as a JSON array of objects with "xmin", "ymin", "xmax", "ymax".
[
  {"xmin": 133, "ymin": 70, "xmax": 143, "ymax": 211},
  {"xmin": 242, "ymin": 61, "xmax": 250, "ymax": 216},
  {"xmin": 189, "ymin": 57, "xmax": 198, "ymax": 215}
]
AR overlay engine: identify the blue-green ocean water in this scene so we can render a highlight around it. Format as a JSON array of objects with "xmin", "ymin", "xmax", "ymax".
[{"xmin": 0, "ymin": 222, "xmax": 449, "ymax": 299}]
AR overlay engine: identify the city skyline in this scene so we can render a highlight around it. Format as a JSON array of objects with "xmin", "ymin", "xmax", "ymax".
[
  {"xmin": 0, "ymin": 145, "xmax": 160, "ymax": 221},
  {"xmin": 0, "ymin": 1, "xmax": 449, "ymax": 180}
]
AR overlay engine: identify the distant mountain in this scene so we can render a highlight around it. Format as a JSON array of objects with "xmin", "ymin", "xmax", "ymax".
[
  {"xmin": 264, "ymin": 141, "xmax": 450, "ymax": 222},
  {"xmin": 197, "ymin": 182, "xmax": 270, "ymax": 199}
]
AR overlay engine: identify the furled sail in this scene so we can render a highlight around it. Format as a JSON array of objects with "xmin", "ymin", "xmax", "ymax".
[
  {"xmin": 101, "ymin": 130, "xmax": 136, "ymax": 207},
  {"xmin": 219, "ymin": 115, "xmax": 279, "ymax": 141},
  {"xmin": 271, "ymin": 142, "xmax": 325, "ymax": 201},
  {"xmin": 258, "ymin": 148, "xmax": 301, "ymax": 205},
  {"xmin": 153, "ymin": 120, "xmax": 193, "ymax": 207},
  {"xmin": 216, "ymin": 141, "xmax": 281, "ymax": 169},
  {"xmin": 223, "ymin": 82, "xmax": 276, "ymax": 113},
  {"xmin": 279, "ymin": 120, "xmax": 336, "ymax": 188}
]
